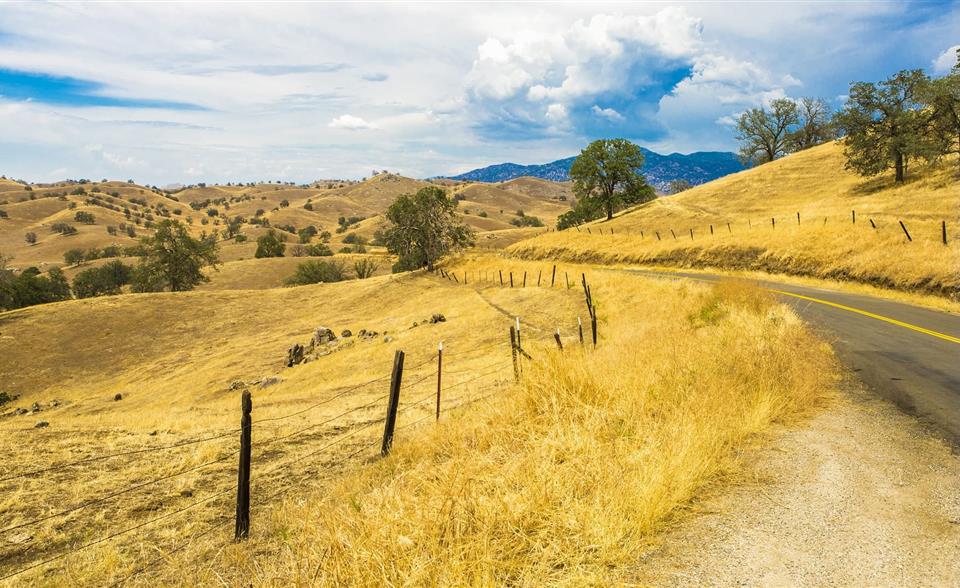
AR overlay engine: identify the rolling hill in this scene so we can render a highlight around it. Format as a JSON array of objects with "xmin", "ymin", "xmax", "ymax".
[
  {"xmin": 446, "ymin": 148, "xmax": 746, "ymax": 192},
  {"xmin": 509, "ymin": 141, "xmax": 960, "ymax": 298}
]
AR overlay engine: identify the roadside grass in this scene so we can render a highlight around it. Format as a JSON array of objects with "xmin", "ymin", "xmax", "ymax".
[
  {"xmin": 151, "ymin": 259, "xmax": 837, "ymax": 586},
  {"xmin": 509, "ymin": 142, "xmax": 959, "ymax": 299}
]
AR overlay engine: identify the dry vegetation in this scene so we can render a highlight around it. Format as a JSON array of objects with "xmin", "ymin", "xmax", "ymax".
[
  {"xmin": 509, "ymin": 142, "xmax": 960, "ymax": 298},
  {"xmin": 0, "ymin": 255, "xmax": 836, "ymax": 585}
]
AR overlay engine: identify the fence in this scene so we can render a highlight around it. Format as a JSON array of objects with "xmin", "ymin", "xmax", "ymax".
[
  {"xmin": 0, "ymin": 271, "xmax": 600, "ymax": 584},
  {"xmin": 562, "ymin": 211, "xmax": 952, "ymax": 245}
]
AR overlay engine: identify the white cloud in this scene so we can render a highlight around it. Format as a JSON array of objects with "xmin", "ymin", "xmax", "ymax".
[
  {"xmin": 591, "ymin": 105, "xmax": 624, "ymax": 122},
  {"xmin": 328, "ymin": 114, "xmax": 378, "ymax": 130},
  {"xmin": 933, "ymin": 45, "xmax": 959, "ymax": 74}
]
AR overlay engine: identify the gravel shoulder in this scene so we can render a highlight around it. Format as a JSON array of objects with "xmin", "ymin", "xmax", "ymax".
[{"xmin": 632, "ymin": 377, "xmax": 960, "ymax": 587}]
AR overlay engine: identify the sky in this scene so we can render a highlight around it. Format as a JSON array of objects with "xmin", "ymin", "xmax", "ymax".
[{"xmin": 0, "ymin": 1, "xmax": 957, "ymax": 185}]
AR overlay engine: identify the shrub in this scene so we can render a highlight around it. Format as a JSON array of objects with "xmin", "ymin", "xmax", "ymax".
[
  {"xmin": 303, "ymin": 202, "xmax": 314, "ymax": 211},
  {"xmin": 235, "ymin": 234, "xmax": 248, "ymax": 243},
  {"xmin": 305, "ymin": 243, "xmax": 333, "ymax": 256},
  {"xmin": 72, "ymin": 260, "xmax": 132, "ymax": 298},
  {"xmin": 70, "ymin": 187, "xmax": 86, "ymax": 196},
  {"xmin": 285, "ymin": 259, "xmax": 348, "ymax": 285},
  {"xmin": 353, "ymin": 257, "xmax": 380, "ymax": 279},
  {"xmin": 0, "ymin": 210, "xmax": 7, "ymax": 218},
  {"xmin": 342, "ymin": 233, "xmax": 368, "ymax": 245},
  {"xmin": 478, "ymin": 210, "xmax": 488, "ymax": 218},
  {"xmin": 51, "ymin": 223, "xmax": 78, "ymax": 235},
  {"xmin": 255, "ymin": 229, "xmax": 286, "ymax": 258},
  {"xmin": 24, "ymin": 232, "xmax": 37, "ymax": 245},
  {"xmin": 206, "ymin": 208, "xmax": 218, "ymax": 217},
  {"xmin": 74, "ymin": 211, "xmax": 96, "ymax": 224},
  {"xmin": 280, "ymin": 199, "xmax": 289, "ymax": 208},
  {"xmin": 298, "ymin": 225, "xmax": 318, "ymax": 243},
  {"xmin": 510, "ymin": 215, "xmax": 544, "ymax": 227}
]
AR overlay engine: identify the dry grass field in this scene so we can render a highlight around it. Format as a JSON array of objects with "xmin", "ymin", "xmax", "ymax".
[
  {"xmin": 510, "ymin": 142, "xmax": 959, "ymax": 298},
  {"xmin": 0, "ymin": 255, "xmax": 836, "ymax": 585}
]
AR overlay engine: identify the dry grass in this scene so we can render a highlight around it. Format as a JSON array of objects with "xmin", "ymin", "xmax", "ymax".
[
  {"xmin": 509, "ymin": 143, "xmax": 960, "ymax": 298},
  {"xmin": 12, "ymin": 256, "xmax": 838, "ymax": 587}
]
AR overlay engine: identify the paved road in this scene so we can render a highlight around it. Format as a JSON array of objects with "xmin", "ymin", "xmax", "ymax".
[{"xmin": 619, "ymin": 269, "xmax": 960, "ymax": 445}]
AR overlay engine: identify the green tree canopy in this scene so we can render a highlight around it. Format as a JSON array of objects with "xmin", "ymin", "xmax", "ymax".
[
  {"xmin": 255, "ymin": 229, "xmax": 286, "ymax": 258},
  {"xmin": 835, "ymin": 69, "xmax": 933, "ymax": 182},
  {"xmin": 735, "ymin": 98, "xmax": 799, "ymax": 165},
  {"xmin": 131, "ymin": 219, "xmax": 219, "ymax": 292},
  {"xmin": 568, "ymin": 138, "xmax": 655, "ymax": 222},
  {"xmin": 383, "ymin": 186, "xmax": 473, "ymax": 271},
  {"xmin": 789, "ymin": 97, "xmax": 836, "ymax": 151},
  {"xmin": 667, "ymin": 179, "xmax": 693, "ymax": 194},
  {"xmin": 922, "ymin": 50, "xmax": 960, "ymax": 175}
]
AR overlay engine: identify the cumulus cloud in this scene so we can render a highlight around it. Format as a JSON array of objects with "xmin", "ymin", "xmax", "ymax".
[
  {"xmin": 591, "ymin": 105, "xmax": 624, "ymax": 122},
  {"xmin": 933, "ymin": 45, "xmax": 959, "ymax": 74},
  {"xmin": 328, "ymin": 114, "xmax": 378, "ymax": 130}
]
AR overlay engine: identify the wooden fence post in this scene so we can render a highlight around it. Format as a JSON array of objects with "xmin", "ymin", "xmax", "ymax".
[
  {"xmin": 942, "ymin": 220, "xmax": 948, "ymax": 245},
  {"xmin": 234, "ymin": 390, "xmax": 252, "ymax": 541},
  {"xmin": 499, "ymin": 270, "xmax": 504, "ymax": 287},
  {"xmin": 551, "ymin": 265, "xmax": 556, "ymax": 287},
  {"xmin": 523, "ymin": 271, "xmax": 527, "ymax": 287},
  {"xmin": 689, "ymin": 228, "xmax": 694, "ymax": 240},
  {"xmin": 852, "ymin": 210, "xmax": 856, "ymax": 224},
  {"xmin": 565, "ymin": 272, "xmax": 570, "ymax": 289},
  {"xmin": 509, "ymin": 326, "xmax": 519, "ymax": 382},
  {"xmin": 796, "ymin": 212, "xmax": 800, "ymax": 225},
  {"xmin": 537, "ymin": 269, "xmax": 542, "ymax": 287},
  {"xmin": 655, "ymin": 231, "xmax": 661, "ymax": 241},
  {"xmin": 670, "ymin": 229, "xmax": 677, "ymax": 240},
  {"xmin": 727, "ymin": 222, "xmax": 731, "ymax": 233},
  {"xmin": 899, "ymin": 220, "xmax": 912, "ymax": 242},
  {"xmin": 452, "ymin": 273, "xmax": 459, "ymax": 283},
  {"xmin": 710, "ymin": 224, "xmax": 714, "ymax": 235},
  {"xmin": 380, "ymin": 350, "xmax": 405, "ymax": 456},
  {"xmin": 436, "ymin": 342, "xmax": 443, "ymax": 421},
  {"xmin": 771, "ymin": 217, "xmax": 775, "ymax": 229},
  {"xmin": 509, "ymin": 272, "xmax": 514, "ymax": 288},
  {"xmin": 554, "ymin": 328, "xmax": 563, "ymax": 350},
  {"xmin": 515, "ymin": 316, "xmax": 522, "ymax": 351},
  {"xmin": 464, "ymin": 271, "xmax": 467, "ymax": 284},
  {"xmin": 869, "ymin": 219, "xmax": 877, "ymax": 229},
  {"xmin": 591, "ymin": 313, "xmax": 597, "ymax": 348},
  {"xmin": 578, "ymin": 316, "xmax": 584, "ymax": 345}
]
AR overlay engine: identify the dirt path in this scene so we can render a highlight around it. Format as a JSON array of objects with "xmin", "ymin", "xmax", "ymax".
[{"xmin": 633, "ymin": 379, "xmax": 960, "ymax": 587}]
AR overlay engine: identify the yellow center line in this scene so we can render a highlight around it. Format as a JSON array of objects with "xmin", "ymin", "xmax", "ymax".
[
  {"xmin": 769, "ymin": 289, "xmax": 960, "ymax": 345},
  {"xmin": 618, "ymin": 267, "xmax": 960, "ymax": 345}
]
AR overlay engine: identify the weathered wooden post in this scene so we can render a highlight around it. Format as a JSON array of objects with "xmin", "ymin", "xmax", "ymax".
[
  {"xmin": 499, "ymin": 270, "xmax": 504, "ymax": 287},
  {"xmin": 537, "ymin": 269, "xmax": 542, "ymax": 287},
  {"xmin": 235, "ymin": 390, "xmax": 252, "ymax": 541},
  {"xmin": 554, "ymin": 328, "xmax": 563, "ymax": 350},
  {"xmin": 670, "ymin": 229, "xmax": 677, "ymax": 240},
  {"xmin": 710, "ymin": 224, "xmax": 714, "ymax": 235},
  {"xmin": 689, "ymin": 228, "xmax": 694, "ymax": 239},
  {"xmin": 899, "ymin": 220, "xmax": 912, "ymax": 242},
  {"xmin": 435, "ymin": 342, "xmax": 442, "ymax": 421},
  {"xmin": 523, "ymin": 271, "xmax": 527, "ymax": 287},
  {"xmin": 551, "ymin": 265, "xmax": 556, "ymax": 287},
  {"xmin": 942, "ymin": 220, "xmax": 948, "ymax": 245},
  {"xmin": 509, "ymin": 326, "xmax": 519, "ymax": 382},
  {"xmin": 852, "ymin": 210, "xmax": 856, "ymax": 224},
  {"xmin": 771, "ymin": 217, "xmax": 775, "ymax": 229},
  {"xmin": 380, "ymin": 350, "xmax": 405, "ymax": 456},
  {"xmin": 509, "ymin": 272, "xmax": 514, "ymax": 288},
  {"xmin": 796, "ymin": 212, "xmax": 800, "ymax": 225},
  {"xmin": 578, "ymin": 316, "xmax": 584, "ymax": 345}
]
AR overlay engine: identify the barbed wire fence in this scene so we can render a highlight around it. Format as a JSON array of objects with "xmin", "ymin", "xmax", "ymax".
[{"xmin": 0, "ymin": 270, "xmax": 600, "ymax": 585}]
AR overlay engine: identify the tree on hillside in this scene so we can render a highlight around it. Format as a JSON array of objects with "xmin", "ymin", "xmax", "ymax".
[
  {"xmin": 667, "ymin": 179, "xmax": 693, "ymax": 194},
  {"xmin": 834, "ymin": 69, "xmax": 933, "ymax": 183},
  {"xmin": 130, "ymin": 219, "xmax": 219, "ymax": 292},
  {"xmin": 255, "ymin": 229, "xmax": 286, "ymax": 258},
  {"xmin": 24, "ymin": 232, "xmax": 37, "ymax": 245},
  {"xmin": 922, "ymin": 50, "xmax": 960, "ymax": 176},
  {"xmin": 569, "ymin": 138, "xmax": 655, "ymax": 221},
  {"xmin": 72, "ymin": 260, "xmax": 132, "ymax": 299},
  {"xmin": 789, "ymin": 97, "xmax": 836, "ymax": 151},
  {"xmin": 735, "ymin": 98, "xmax": 799, "ymax": 165},
  {"xmin": 383, "ymin": 186, "xmax": 473, "ymax": 272}
]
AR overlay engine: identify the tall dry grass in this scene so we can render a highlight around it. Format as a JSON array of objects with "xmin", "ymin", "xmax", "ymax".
[{"xmin": 162, "ymin": 270, "xmax": 836, "ymax": 586}]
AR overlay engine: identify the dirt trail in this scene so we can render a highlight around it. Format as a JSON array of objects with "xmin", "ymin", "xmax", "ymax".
[{"xmin": 633, "ymin": 379, "xmax": 960, "ymax": 587}]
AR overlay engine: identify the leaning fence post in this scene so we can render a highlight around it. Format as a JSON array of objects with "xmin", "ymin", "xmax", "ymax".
[
  {"xmin": 899, "ymin": 220, "xmax": 912, "ymax": 242},
  {"xmin": 656, "ymin": 231, "xmax": 661, "ymax": 241},
  {"xmin": 436, "ymin": 342, "xmax": 443, "ymax": 421},
  {"xmin": 689, "ymin": 228, "xmax": 694, "ymax": 239},
  {"xmin": 537, "ymin": 269, "xmax": 542, "ymax": 287},
  {"xmin": 869, "ymin": 219, "xmax": 877, "ymax": 229},
  {"xmin": 523, "ymin": 271, "xmax": 527, "ymax": 287},
  {"xmin": 710, "ymin": 224, "xmax": 714, "ymax": 235},
  {"xmin": 380, "ymin": 350, "xmax": 405, "ymax": 456},
  {"xmin": 578, "ymin": 316, "xmax": 584, "ymax": 345},
  {"xmin": 554, "ymin": 328, "xmax": 563, "ymax": 351},
  {"xmin": 565, "ymin": 272, "xmax": 570, "ymax": 289},
  {"xmin": 670, "ymin": 229, "xmax": 677, "ymax": 240},
  {"xmin": 551, "ymin": 265, "xmax": 557, "ymax": 287},
  {"xmin": 235, "ymin": 390, "xmax": 252, "ymax": 541},
  {"xmin": 509, "ymin": 326, "xmax": 519, "ymax": 382},
  {"xmin": 499, "ymin": 270, "xmax": 503, "ymax": 287},
  {"xmin": 726, "ymin": 222, "xmax": 731, "ymax": 233}
]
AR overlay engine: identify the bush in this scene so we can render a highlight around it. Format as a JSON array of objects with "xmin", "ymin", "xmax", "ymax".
[
  {"xmin": 63, "ymin": 249, "xmax": 86, "ymax": 265},
  {"xmin": 303, "ymin": 202, "xmax": 314, "ymax": 211},
  {"xmin": 354, "ymin": 258, "xmax": 380, "ymax": 279},
  {"xmin": 298, "ymin": 225, "xmax": 318, "ymax": 243},
  {"xmin": 478, "ymin": 210, "xmax": 488, "ymax": 218},
  {"xmin": 255, "ymin": 229, "xmax": 286, "ymax": 258},
  {"xmin": 510, "ymin": 215, "xmax": 544, "ymax": 227},
  {"xmin": 0, "ymin": 210, "xmax": 7, "ymax": 218},
  {"xmin": 305, "ymin": 243, "xmax": 333, "ymax": 256},
  {"xmin": 24, "ymin": 232, "xmax": 37, "ymax": 245},
  {"xmin": 285, "ymin": 259, "xmax": 348, "ymax": 285},
  {"xmin": 342, "ymin": 233, "xmax": 368, "ymax": 246},
  {"xmin": 74, "ymin": 211, "xmax": 96, "ymax": 224},
  {"xmin": 235, "ymin": 234, "xmax": 248, "ymax": 243},
  {"xmin": 51, "ymin": 223, "xmax": 78, "ymax": 236},
  {"xmin": 72, "ymin": 260, "xmax": 132, "ymax": 298}
]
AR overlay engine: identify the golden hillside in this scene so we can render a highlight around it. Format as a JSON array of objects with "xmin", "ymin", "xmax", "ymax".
[{"xmin": 510, "ymin": 142, "xmax": 959, "ymax": 297}]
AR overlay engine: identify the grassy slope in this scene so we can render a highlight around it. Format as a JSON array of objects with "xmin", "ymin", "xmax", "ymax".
[
  {"xmin": 0, "ymin": 256, "xmax": 835, "ymax": 585},
  {"xmin": 509, "ymin": 143, "xmax": 960, "ymax": 297}
]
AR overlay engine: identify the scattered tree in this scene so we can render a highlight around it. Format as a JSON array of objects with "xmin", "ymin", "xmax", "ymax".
[
  {"xmin": 353, "ymin": 258, "xmax": 380, "ymax": 279},
  {"xmin": 285, "ymin": 259, "xmax": 348, "ymax": 285},
  {"xmin": 255, "ymin": 229, "xmax": 286, "ymax": 258},
  {"xmin": 667, "ymin": 179, "xmax": 693, "ymax": 194},
  {"xmin": 382, "ymin": 186, "xmax": 474, "ymax": 272},
  {"xmin": 74, "ymin": 211, "xmax": 96, "ymax": 224},
  {"xmin": 789, "ymin": 97, "xmax": 836, "ymax": 151},
  {"xmin": 735, "ymin": 98, "xmax": 799, "ymax": 165},
  {"xmin": 72, "ymin": 260, "xmax": 132, "ymax": 299},
  {"xmin": 568, "ymin": 138, "xmax": 655, "ymax": 222},
  {"xmin": 130, "ymin": 219, "xmax": 219, "ymax": 292},
  {"xmin": 63, "ymin": 249, "xmax": 86, "ymax": 266},
  {"xmin": 922, "ymin": 49, "xmax": 960, "ymax": 176},
  {"xmin": 24, "ymin": 232, "xmax": 37, "ymax": 245}
]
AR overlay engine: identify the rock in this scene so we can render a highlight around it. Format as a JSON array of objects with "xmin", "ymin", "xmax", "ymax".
[
  {"xmin": 358, "ymin": 329, "xmax": 367, "ymax": 337},
  {"xmin": 114, "ymin": 393, "xmax": 123, "ymax": 401},
  {"xmin": 14, "ymin": 407, "xmax": 28, "ymax": 416},
  {"xmin": 50, "ymin": 400, "xmax": 61, "ymax": 407},
  {"xmin": 149, "ymin": 430, "xmax": 158, "ymax": 436},
  {"xmin": 384, "ymin": 335, "xmax": 394, "ymax": 343},
  {"xmin": 341, "ymin": 329, "xmax": 353, "ymax": 338},
  {"xmin": 287, "ymin": 343, "xmax": 305, "ymax": 367},
  {"xmin": 260, "ymin": 376, "xmax": 282, "ymax": 389},
  {"xmin": 312, "ymin": 327, "xmax": 336, "ymax": 346},
  {"xmin": 412, "ymin": 322, "xmax": 418, "ymax": 328},
  {"xmin": 229, "ymin": 380, "xmax": 245, "ymax": 391},
  {"xmin": 30, "ymin": 402, "xmax": 41, "ymax": 413},
  {"xmin": 429, "ymin": 313, "xmax": 446, "ymax": 324},
  {"xmin": 180, "ymin": 489, "xmax": 193, "ymax": 498},
  {"xmin": 6, "ymin": 532, "xmax": 33, "ymax": 545},
  {"xmin": 34, "ymin": 421, "xmax": 49, "ymax": 428}
]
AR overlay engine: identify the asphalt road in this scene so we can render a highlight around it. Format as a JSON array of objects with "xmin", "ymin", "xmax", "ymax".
[{"xmin": 620, "ymin": 269, "xmax": 960, "ymax": 445}]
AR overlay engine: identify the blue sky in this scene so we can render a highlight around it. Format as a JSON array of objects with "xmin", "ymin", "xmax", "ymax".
[{"xmin": 0, "ymin": 2, "xmax": 956, "ymax": 184}]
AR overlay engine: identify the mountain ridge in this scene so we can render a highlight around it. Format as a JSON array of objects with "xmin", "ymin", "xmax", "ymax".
[{"xmin": 445, "ymin": 148, "xmax": 746, "ymax": 192}]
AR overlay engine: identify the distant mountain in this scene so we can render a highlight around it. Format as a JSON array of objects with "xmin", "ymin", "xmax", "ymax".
[{"xmin": 446, "ymin": 148, "xmax": 746, "ymax": 192}]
